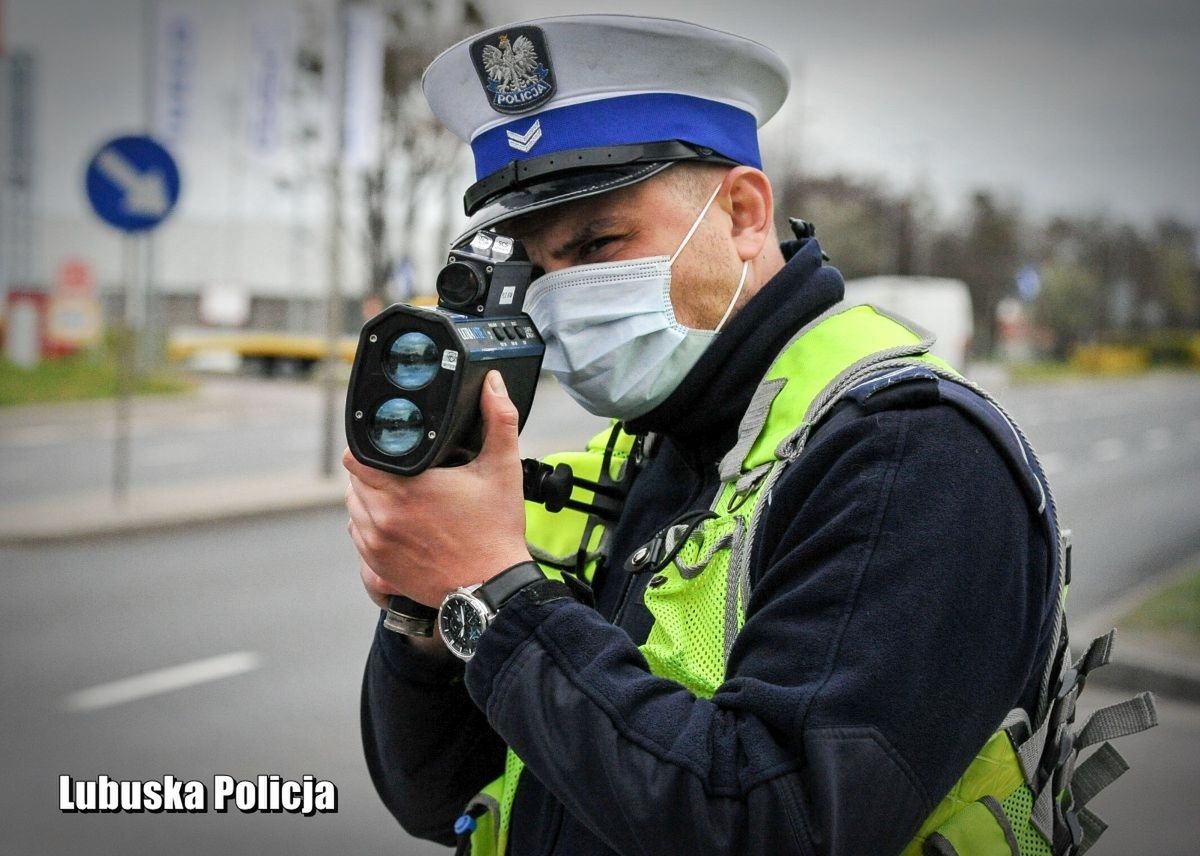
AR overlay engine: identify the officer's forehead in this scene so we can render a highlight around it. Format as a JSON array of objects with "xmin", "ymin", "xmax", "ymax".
[{"xmin": 501, "ymin": 178, "xmax": 662, "ymax": 244}]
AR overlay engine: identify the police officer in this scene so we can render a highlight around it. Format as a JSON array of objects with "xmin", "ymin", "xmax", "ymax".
[{"xmin": 345, "ymin": 14, "xmax": 1147, "ymax": 856}]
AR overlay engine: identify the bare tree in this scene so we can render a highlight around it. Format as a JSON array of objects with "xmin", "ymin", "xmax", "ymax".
[
  {"xmin": 294, "ymin": 0, "xmax": 485, "ymax": 312},
  {"xmin": 953, "ymin": 192, "xmax": 1021, "ymax": 358},
  {"xmin": 364, "ymin": 0, "xmax": 484, "ymax": 309}
]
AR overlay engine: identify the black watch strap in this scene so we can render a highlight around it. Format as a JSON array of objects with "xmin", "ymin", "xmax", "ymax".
[
  {"xmin": 477, "ymin": 561, "xmax": 547, "ymax": 612},
  {"xmin": 520, "ymin": 578, "xmax": 579, "ymax": 606}
]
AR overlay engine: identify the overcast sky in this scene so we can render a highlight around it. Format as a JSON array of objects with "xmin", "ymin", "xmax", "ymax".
[
  {"xmin": 7, "ymin": 0, "xmax": 1200, "ymax": 231},
  {"xmin": 494, "ymin": 0, "xmax": 1200, "ymax": 227}
]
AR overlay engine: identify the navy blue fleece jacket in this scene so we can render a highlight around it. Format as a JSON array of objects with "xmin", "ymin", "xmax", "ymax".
[{"xmin": 361, "ymin": 235, "xmax": 1056, "ymax": 855}]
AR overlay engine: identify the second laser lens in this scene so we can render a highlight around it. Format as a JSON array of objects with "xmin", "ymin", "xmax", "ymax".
[
  {"xmin": 369, "ymin": 398, "xmax": 424, "ymax": 456},
  {"xmin": 385, "ymin": 332, "xmax": 439, "ymax": 389}
]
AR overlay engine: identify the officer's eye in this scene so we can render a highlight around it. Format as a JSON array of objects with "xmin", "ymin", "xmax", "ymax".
[{"xmin": 579, "ymin": 235, "xmax": 620, "ymax": 260}]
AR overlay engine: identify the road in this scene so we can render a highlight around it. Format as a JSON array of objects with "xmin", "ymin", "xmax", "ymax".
[
  {"xmin": 991, "ymin": 372, "xmax": 1200, "ymax": 614},
  {"xmin": 0, "ymin": 376, "xmax": 610, "ymax": 856},
  {"xmin": 3, "ymin": 370, "xmax": 1198, "ymax": 611},
  {"xmin": 3, "ymin": 511, "xmax": 1197, "ymax": 855},
  {"xmin": 0, "ymin": 375, "xmax": 610, "ymax": 505},
  {"xmin": 1, "ymin": 371, "xmax": 1198, "ymax": 854},
  {"xmin": 0, "ymin": 507, "xmax": 445, "ymax": 855}
]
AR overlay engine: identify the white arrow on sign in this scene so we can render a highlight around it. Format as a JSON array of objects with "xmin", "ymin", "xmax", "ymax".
[{"xmin": 97, "ymin": 148, "xmax": 170, "ymax": 217}]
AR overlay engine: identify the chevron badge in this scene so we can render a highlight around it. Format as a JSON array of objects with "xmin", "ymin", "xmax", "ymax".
[{"xmin": 506, "ymin": 120, "xmax": 543, "ymax": 153}]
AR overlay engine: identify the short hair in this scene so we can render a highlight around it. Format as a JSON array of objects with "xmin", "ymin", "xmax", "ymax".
[{"xmin": 662, "ymin": 161, "xmax": 733, "ymax": 207}]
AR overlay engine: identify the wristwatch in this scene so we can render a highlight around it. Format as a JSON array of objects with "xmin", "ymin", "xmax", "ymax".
[{"xmin": 438, "ymin": 561, "xmax": 548, "ymax": 661}]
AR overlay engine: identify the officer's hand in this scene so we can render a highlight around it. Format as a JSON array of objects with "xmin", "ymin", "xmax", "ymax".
[{"xmin": 344, "ymin": 370, "xmax": 533, "ymax": 608}]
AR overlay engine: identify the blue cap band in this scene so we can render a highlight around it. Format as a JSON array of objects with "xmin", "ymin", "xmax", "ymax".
[
  {"xmin": 470, "ymin": 92, "xmax": 761, "ymax": 181},
  {"xmin": 454, "ymin": 814, "xmax": 478, "ymax": 835}
]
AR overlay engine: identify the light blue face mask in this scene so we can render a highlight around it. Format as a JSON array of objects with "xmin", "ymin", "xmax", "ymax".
[{"xmin": 523, "ymin": 181, "xmax": 749, "ymax": 420}]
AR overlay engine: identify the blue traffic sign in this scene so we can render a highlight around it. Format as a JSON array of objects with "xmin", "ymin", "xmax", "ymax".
[
  {"xmin": 1015, "ymin": 264, "xmax": 1042, "ymax": 302},
  {"xmin": 85, "ymin": 135, "xmax": 181, "ymax": 233}
]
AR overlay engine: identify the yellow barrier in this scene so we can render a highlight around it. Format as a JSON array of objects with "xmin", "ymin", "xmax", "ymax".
[
  {"xmin": 1070, "ymin": 344, "xmax": 1151, "ymax": 374},
  {"xmin": 167, "ymin": 331, "xmax": 359, "ymax": 365}
]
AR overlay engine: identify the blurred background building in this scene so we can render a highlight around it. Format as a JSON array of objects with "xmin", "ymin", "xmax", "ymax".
[{"xmin": 1, "ymin": 0, "xmax": 1198, "ymax": 366}]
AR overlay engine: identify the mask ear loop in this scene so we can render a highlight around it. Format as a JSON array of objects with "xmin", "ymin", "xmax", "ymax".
[
  {"xmin": 669, "ymin": 181, "xmax": 725, "ymax": 264},
  {"xmin": 714, "ymin": 260, "xmax": 749, "ymax": 333},
  {"xmin": 670, "ymin": 179, "xmax": 746, "ymax": 333}
]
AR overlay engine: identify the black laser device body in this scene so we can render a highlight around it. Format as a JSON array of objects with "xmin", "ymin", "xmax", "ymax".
[
  {"xmin": 345, "ymin": 231, "xmax": 636, "ymax": 638},
  {"xmin": 346, "ymin": 230, "xmax": 545, "ymax": 476}
]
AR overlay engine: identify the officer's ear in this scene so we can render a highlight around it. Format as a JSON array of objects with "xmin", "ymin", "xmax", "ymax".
[{"xmin": 722, "ymin": 167, "xmax": 774, "ymax": 263}]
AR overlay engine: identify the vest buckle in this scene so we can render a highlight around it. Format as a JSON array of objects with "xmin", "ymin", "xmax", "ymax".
[{"xmin": 625, "ymin": 510, "xmax": 717, "ymax": 575}]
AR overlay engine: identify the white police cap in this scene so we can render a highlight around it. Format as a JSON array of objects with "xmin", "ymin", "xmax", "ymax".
[{"xmin": 423, "ymin": 14, "xmax": 790, "ymax": 234}]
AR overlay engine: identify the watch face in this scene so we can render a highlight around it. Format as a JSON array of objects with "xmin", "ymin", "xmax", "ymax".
[{"xmin": 439, "ymin": 593, "xmax": 488, "ymax": 660}]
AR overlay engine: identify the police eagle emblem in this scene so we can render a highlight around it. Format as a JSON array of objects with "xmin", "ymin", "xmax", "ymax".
[{"xmin": 470, "ymin": 26, "xmax": 556, "ymax": 114}]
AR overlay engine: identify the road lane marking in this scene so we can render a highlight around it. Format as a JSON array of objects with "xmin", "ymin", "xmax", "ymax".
[
  {"xmin": 63, "ymin": 651, "xmax": 262, "ymax": 712},
  {"xmin": 1092, "ymin": 438, "xmax": 1127, "ymax": 463},
  {"xmin": 1145, "ymin": 428, "xmax": 1171, "ymax": 452}
]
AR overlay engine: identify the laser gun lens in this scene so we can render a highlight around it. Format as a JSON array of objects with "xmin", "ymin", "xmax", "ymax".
[
  {"xmin": 385, "ymin": 332, "xmax": 439, "ymax": 390},
  {"xmin": 437, "ymin": 261, "xmax": 485, "ymax": 309},
  {"xmin": 369, "ymin": 398, "xmax": 424, "ymax": 456}
]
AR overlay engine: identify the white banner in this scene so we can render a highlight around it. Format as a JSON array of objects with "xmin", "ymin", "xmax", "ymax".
[
  {"xmin": 1, "ymin": 51, "xmax": 36, "ymax": 292},
  {"xmin": 341, "ymin": 3, "xmax": 384, "ymax": 169},
  {"xmin": 246, "ymin": 8, "xmax": 296, "ymax": 160},
  {"xmin": 0, "ymin": 56, "xmax": 9, "ymax": 295},
  {"xmin": 154, "ymin": 3, "xmax": 197, "ymax": 147}
]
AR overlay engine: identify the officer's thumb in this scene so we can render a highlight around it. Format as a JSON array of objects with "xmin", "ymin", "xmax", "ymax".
[{"xmin": 479, "ymin": 370, "xmax": 520, "ymax": 464}]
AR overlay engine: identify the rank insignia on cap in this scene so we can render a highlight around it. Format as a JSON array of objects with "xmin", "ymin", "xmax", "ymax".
[{"xmin": 470, "ymin": 26, "xmax": 556, "ymax": 114}]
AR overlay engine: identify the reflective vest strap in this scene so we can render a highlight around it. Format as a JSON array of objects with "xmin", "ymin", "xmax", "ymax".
[
  {"xmin": 465, "ymin": 748, "xmax": 527, "ymax": 856},
  {"xmin": 523, "ymin": 423, "xmax": 637, "ymax": 580},
  {"xmin": 461, "ymin": 775, "xmax": 506, "ymax": 856},
  {"xmin": 467, "ymin": 423, "xmax": 635, "ymax": 855},
  {"xmin": 923, "ymin": 795, "xmax": 1022, "ymax": 856},
  {"xmin": 726, "ymin": 303, "xmax": 939, "ymax": 476},
  {"xmin": 900, "ymin": 729, "xmax": 1028, "ymax": 856}
]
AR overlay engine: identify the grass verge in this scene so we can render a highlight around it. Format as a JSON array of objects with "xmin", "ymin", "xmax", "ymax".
[
  {"xmin": 1007, "ymin": 361, "xmax": 1198, "ymax": 384},
  {"xmin": 1007, "ymin": 361, "xmax": 1079, "ymax": 383},
  {"xmin": 1120, "ymin": 567, "xmax": 1200, "ymax": 657},
  {"xmin": 0, "ymin": 353, "xmax": 192, "ymax": 407}
]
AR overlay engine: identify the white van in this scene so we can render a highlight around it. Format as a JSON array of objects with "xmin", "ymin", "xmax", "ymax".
[{"xmin": 842, "ymin": 276, "xmax": 974, "ymax": 370}]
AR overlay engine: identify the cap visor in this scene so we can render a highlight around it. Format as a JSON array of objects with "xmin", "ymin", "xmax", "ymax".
[{"xmin": 453, "ymin": 162, "xmax": 673, "ymax": 245}]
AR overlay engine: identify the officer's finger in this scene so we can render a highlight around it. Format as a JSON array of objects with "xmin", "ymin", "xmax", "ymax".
[
  {"xmin": 478, "ymin": 371, "xmax": 520, "ymax": 466},
  {"xmin": 346, "ymin": 478, "xmax": 381, "ymax": 536},
  {"xmin": 347, "ymin": 516, "xmax": 370, "ymax": 562},
  {"xmin": 343, "ymin": 446, "xmax": 400, "ymax": 492}
]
